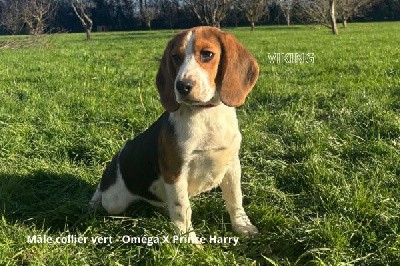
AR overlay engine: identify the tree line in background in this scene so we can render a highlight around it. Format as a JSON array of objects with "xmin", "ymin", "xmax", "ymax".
[{"xmin": 0, "ymin": 0, "xmax": 399, "ymax": 38}]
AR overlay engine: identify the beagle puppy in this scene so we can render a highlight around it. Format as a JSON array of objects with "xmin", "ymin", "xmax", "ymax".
[{"xmin": 90, "ymin": 26, "xmax": 259, "ymax": 242}]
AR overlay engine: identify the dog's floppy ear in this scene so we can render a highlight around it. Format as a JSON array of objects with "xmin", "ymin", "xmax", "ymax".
[
  {"xmin": 218, "ymin": 32, "xmax": 259, "ymax": 107},
  {"xmin": 156, "ymin": 37, "xmax": 180, "ymax": 112}
]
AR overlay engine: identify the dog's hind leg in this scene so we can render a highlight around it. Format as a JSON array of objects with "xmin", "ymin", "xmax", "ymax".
[{"xmin": 100, "ymin": 172, "xmax": 136, "ymax": 215}]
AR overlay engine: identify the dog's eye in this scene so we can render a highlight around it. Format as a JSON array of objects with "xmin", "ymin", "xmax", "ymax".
[
  {"xmin": 172, "ymin": 54, "xmax": 182, "ymax": 65},
  {"xmin": 200, "ymin": 51, "xmax": 214, "ymax": 62}
]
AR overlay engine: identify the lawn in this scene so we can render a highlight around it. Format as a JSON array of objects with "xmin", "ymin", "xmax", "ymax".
[{"xmin": 0, "ymin": 22, "xmax": 399, "ymax": 265}]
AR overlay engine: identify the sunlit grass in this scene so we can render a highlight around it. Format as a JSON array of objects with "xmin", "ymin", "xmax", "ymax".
[{"xmin": 0, "ymin": 22, "xmax": 399, "ymax": 265}]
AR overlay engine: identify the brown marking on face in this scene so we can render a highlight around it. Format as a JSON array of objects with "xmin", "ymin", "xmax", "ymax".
[
  {"xmin": 158, "ymin": 119, "xmax": 182, "ymax": 184},
  {"xmin": 192, "ymin": 27, "xmax": 222, "ymax": 93},
  {"xmin": 156, "ymin": 31, "xmax": 188, "ymax": 112}
]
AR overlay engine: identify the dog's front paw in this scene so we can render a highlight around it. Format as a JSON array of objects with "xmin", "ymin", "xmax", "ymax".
[
  {"xmin": 232, "ymin": 215, "xmax": 259, "ymax": 236},
  {"xmin": 233, "ymin": 223, "xmax": 259, "ymax": 235}
]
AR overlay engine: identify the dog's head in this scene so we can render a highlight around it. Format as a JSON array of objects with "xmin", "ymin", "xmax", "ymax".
[{"xmin": 156, "ymin": 26, "xmax": 259, "ymax": 112}]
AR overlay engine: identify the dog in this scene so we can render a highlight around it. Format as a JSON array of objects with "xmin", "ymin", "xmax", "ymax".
[{"xmin": 90, "ymin": 26, "xmax": 259, "ymax": 242}]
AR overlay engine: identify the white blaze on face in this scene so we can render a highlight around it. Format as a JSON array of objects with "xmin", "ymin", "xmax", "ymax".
[{"xmin": 175, "ymin": 31, "xmax": 216, "ymax": 104}]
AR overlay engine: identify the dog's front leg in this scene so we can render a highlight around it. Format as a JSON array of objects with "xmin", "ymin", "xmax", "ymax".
[
  {"xmin": 164, "ymin": 177, "xmax": 199, "ymax": 244},
  {"xmin": 220, "ymin": 157, "xmax": 259, "ymax": 235}
]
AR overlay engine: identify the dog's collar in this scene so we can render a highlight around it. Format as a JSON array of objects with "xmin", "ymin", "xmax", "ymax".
[
  {"xmin": 196, "ymin": 104, "xmax": 217, "ymax": 108},
  {"xmin": 181, "ymin": 101, "xmax": 219, "ymax": 109}
]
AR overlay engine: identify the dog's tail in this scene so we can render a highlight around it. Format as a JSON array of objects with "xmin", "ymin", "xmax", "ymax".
[{"xmin": 89, "ymin": 185, "xmax": 102, "ymax": 209}]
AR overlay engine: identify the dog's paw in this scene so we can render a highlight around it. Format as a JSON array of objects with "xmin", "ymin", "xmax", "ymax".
[
  {"xmin": 233, "ymin": 223, "xmax": 259, "ymax": 235},
  {"xmin": 232, "ymin": 215, "xmax": 259, "ymax": 236}
]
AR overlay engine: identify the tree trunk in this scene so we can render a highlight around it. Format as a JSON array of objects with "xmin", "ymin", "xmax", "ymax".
[
  {"xmin": 71, "ymin": 2, "xmax": 93, "ymax": 40},
  {"xmin": 286, "ymin": 10, "xmax": 290, "ymax": 26},
  {"xmin": 85, "ymin": 28, "xmax": 91, "ymax": 40},
  {"xmin": 329, "ymin": 0, "xmax": 338, "ymax": 35},
  {"xmin": 342, "ymin": 17, "xmax": 347, "ymax": 28},
  {"xmin": 251, "ymin": 21, "xmax": 255, "ymax": 31},
  {"xmin": 35, "ymin": 18, "xmax": 44, "ymax": 35}
]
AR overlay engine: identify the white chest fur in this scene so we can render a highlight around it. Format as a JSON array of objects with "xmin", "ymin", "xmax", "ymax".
[{"xmin": 170, "ymin": 104, "xmax": 242, "ymax": 196}]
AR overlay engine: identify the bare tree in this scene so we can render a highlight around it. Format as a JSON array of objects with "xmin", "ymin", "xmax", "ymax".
[
  {"xmin": 23, "ymin": 0, "xmax": 58, "ymax": 35},
  {"xmin": 296, "ymin": 0, "xmax": 378, "ymax": 33},
  {"xmin": 296, "ymin": 0, "xmax": 338, "ymax": 34},
  {"xmin": 184, "ymin": 0, "xmax": 233, "ymax": 28},
  {"xmin": 337, "ymin": 0, "xmax": 381, "ymax": 28},
  {"xmin": 139, "ymin": 0, "xmax": 159, "ymax": 29},
  {"xmin": 71, "ymin": 0, "xmax": 95, "ymax": 40},
  {"xmin": 0, "ymin": 1, "xmax": 24, "ymax": 34},
  {"xmin": 239, "ymin": 0, "xmax": 270, "ymax": 30},
  {"xmin": 276, "ymin": 0, "xmax": 294, "ymax": 26},
  {"xmin": 0, "ymin": 0, "xmax": 57, "ymax": 35},
  {"xmin": 296, "ymin": 0, "xmax": 329, "ymax": 26}
]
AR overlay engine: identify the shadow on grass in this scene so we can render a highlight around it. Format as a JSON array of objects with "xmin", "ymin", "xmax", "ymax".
[
  {"xmin": 0, "ymin": 169, "xmax": 162, "ymax": 232},
  {"xmin": 0, "ymin": 169, "xmax": 307, "ymax": 263}
]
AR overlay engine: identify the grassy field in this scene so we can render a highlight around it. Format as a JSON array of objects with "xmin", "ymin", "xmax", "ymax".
[{"xmin": 0, "ymin": 22, "xmax": 399, "ymax": 265}]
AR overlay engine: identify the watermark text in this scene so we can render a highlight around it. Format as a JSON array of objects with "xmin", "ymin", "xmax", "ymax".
[{"xmin": 268, "ymin": 52, "xmax": 315, "ymax": 64}]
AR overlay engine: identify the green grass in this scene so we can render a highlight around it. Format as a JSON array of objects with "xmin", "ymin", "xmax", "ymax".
[{"xmin": 0, "ymin": 22, "xmax": 399, "ymax": 265}]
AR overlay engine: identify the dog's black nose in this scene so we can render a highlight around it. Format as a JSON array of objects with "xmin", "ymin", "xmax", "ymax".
[{"xmin": 176, "ymin": 80, "xmax": 193, "ymax": 96}]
